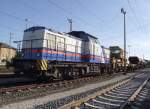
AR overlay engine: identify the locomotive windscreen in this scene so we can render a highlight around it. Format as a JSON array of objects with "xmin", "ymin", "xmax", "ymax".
[{"xmin": 110, "ymin": 46, "xmax": 122, "ymax": 59}]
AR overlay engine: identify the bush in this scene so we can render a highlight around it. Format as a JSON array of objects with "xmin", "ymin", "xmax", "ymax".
[{"xmin": 1, "ymin": 59, "xmax": 12, "ymax": 69}]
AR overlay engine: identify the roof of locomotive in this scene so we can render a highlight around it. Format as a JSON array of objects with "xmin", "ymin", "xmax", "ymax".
[
  {"xmin": 24, "ymin": 26, "xmax": 65, "ymax": 34},
  {"xmin": 24, "ymin": 26, "xmax": 45, "ymax": 32},
  {"xmin": 24, "ymin": 27, "xmax": 98, "ymax": 40},
  {"xmin": 24, "ymin": 26, "xmax": 83, "ymax": 40},
  {"xmin": 109, "ymin": 46, "xmax": 121, "ymax": 49},
  {"xmin": 68, "ymin": 31, "xmax": 98, "ymax": 41}
]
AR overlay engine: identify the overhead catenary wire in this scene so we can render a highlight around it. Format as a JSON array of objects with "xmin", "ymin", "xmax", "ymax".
[
  {"xmin": 0, "ymin": 8, "xmax": 46, "ymax": 36},
  {"xmin": 0, "ymin": 0, "xmax": 98, "ymax": 36},
  {"xmin": 15, "ymin": 0, "xmax": 39, "ymax": 13},
  {"xmin": 0, "ymin": 10, "xmax": 25, "ymax": 43},
  {"xmin": 47, "ymin": 0, "xmax": 107, "ymax": 31},
  {"xmin": 1, "ymin": 0, "xmax": 118, "ymax": 39},
  {"xmin": 127, "ymin": 0, "xmax": 140, "ymax": 26},
  {"xmin": 126, "ymin": 0, "xmax": 147, "ymax": 34},
  {"xmin": 14, "ymin": 0, "xmax": 44, "ymax": 27},
  {"xmin": 76, "ymin": 0, "xmax": 124, "ymax": 30},
  {"xmin": 75, "ymin": 0, "xmax": 104, "ymax": 23},
  {"xmin": 74, "ymin": 0, "xmax": 125, "ymax": 40},
  {"xmin": 0, "ymin": 9, "xmax": 39, "ymax": 27},
  {"xmin": 0, "ymin": 23, "xmax": 22, "ymax": 38},
  {"xmin": 0, "ymin": 10, "xmax": 25, "ymax": 22},
  {"xmin": 133, "ymin": 0, "xmax": 148, "ymax": 33},
  {"xmin": 47, "ymin": 0, "xmax": 97, "ymax": 27}
]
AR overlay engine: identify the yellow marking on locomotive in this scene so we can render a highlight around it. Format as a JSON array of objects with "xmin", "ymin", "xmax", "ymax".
[
  {"xmin": 41, "ymin": 60, "xmax": 48, "ymax": 70},
  {"xmin": 36, "ymin": 60, "xmax": 48, "ymax": 70}
]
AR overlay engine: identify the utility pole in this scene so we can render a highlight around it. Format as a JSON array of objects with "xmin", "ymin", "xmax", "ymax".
[
  {"xmin": 67, "ymin": 18, "xmax": 73, "ymax": 32},
  {"xmin": 9, "ymin": 33, "xmax": 13, "ymax": 47},
  {"xmin": 121, "ymin": 8, "xmax": 127, "ymax": 72},
  {"xmin": 9, "ymin": 32, "xmax": 13, "ymax": 60}
]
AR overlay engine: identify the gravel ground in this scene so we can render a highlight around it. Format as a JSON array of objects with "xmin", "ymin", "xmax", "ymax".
[{"xmin": 0, "ymin": 72, "xmax": 136, "ymax": 109}]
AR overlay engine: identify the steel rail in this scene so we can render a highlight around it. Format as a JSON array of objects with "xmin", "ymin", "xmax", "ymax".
[
  {"xmin": 58, "ymin": 73, "xmax": 147, "ymax": 109},
  {"xmin": 120, "ymin": 77, "xmax": 150, "ymax": 109},
  {"xmin": 59, "ymin": 78, "xmax": 131, "ymax": 109},
  {"xmin": 0, "ymin": 76, "xmax": 97, "ymax": 93}
]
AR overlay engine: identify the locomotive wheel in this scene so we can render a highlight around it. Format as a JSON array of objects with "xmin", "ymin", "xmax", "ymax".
[{"xmin": 58, "ymin": 72, "xmax": 64, "ymax": 80}]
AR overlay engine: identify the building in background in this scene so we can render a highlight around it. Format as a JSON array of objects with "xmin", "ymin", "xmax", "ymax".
[{"xmin": 0, "ymin": 42, "xmax": 16, "ymax": 65}]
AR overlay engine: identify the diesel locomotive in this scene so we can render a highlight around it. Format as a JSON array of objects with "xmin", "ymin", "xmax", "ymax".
[{"xmin": 13, "ymin": 26, "xmax": 111, "ymax": 80}]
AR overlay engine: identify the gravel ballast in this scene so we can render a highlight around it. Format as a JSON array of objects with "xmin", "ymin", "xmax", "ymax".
[{"xmin": 0, "ymin": 73, "xmax": 136, "ymax": 109}]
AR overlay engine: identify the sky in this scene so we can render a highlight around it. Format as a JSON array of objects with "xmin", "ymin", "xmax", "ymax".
[{"xmin": 0, "ymin": 0, "xmax": 150, "ymax": 59}]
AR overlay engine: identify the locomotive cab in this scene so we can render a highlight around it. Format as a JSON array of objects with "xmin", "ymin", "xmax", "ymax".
[{"xmin": 68, "ymin": 31, "xmax": 101, "ymax": 63}]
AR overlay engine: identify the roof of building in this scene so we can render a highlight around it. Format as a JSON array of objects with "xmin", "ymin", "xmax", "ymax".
[{"xmin": 0, "ymin": 42, "xmax": 16, "ymax": 50}]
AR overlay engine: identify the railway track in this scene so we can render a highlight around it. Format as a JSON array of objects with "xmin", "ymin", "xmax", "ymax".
[
  {"xmin": 59, "ymin": 72, "xmax": 150, "ymax": 109},
  {"xmin": 0, "ymin": 74, "xmax": 117, "ymax": 106},
  {"xmin": 0, "ymin": 71, "xmax": 146, "ymax": 109},
  {"xmin": 0, "ymin": 72, "xmax": 125, "ymax": 93},
  {"xmin": 124, "ymin": 77, "xmax": 150, "ymax": 109},
  {"xmin": 0, "ymin": 76, "xmax": 94, "ymax": 94}
]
